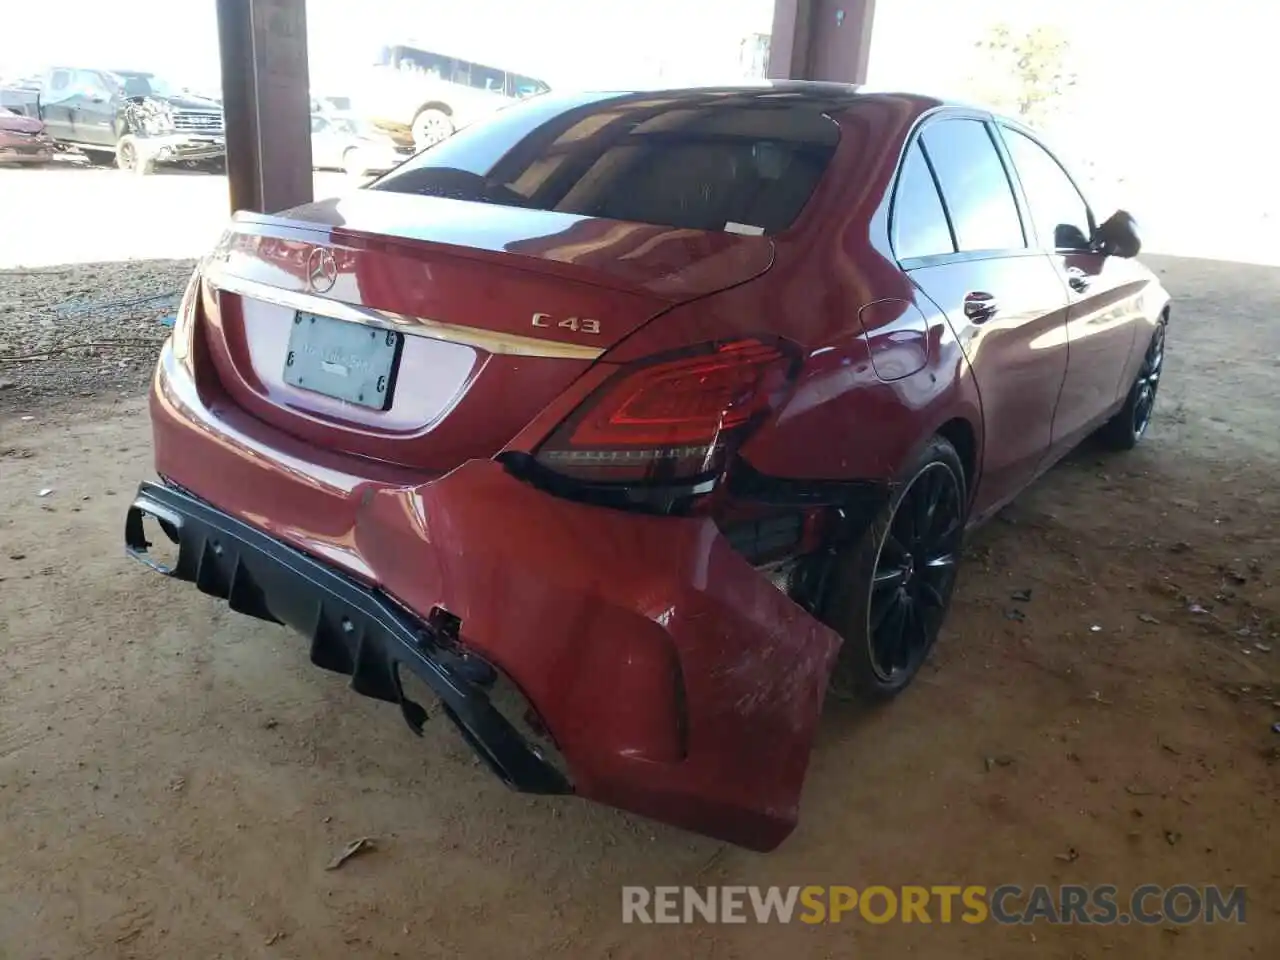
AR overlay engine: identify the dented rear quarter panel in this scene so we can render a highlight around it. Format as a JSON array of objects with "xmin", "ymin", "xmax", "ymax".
[{"xmin": 610, "ymin": 93, "xmax": 985, "ymax": 487}]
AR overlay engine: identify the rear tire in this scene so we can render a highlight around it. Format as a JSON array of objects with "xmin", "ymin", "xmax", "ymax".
[
  {"xmin": 411, "ymin": 108, "xmax": 453, "ymax": 149},
  {"xmin": 1097, "ymin": 321, "xmax": 1165, "ymax": 450},
  {"xmin": 342, "ymin": 147, "xmax": 366, "ymax": 179},
  {"xmin": 823, "ymin": 435, "xmax": 968, "ymax": 702}
]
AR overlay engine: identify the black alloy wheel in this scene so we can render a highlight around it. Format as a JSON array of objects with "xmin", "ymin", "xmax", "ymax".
[
  {"xmin": 1099, "ymin": 321, "xmax": 1166, "ymax": 450},
  {"xmin": 866, "ymin": 461, "xmax": 964, "ymax": 683},
  {"xmin": 1131, "ymin": 322, "xmax": 1164, "ymax": 440},
  {"xmin": 825, "ymin": 435, "xmax": 968, "ymax": 701}
]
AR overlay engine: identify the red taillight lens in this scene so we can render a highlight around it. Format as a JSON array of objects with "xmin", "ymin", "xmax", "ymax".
[
  {"xmin": 170, "ymin": 268, "xmax": 201, "ymax": 364},
  {"xmin": 535, "ymin": 338, "xmax": 797, "ymax": 485}
]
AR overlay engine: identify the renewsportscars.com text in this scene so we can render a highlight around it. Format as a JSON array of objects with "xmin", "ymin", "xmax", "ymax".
[{"xmin": 621, "ymin": 884, "xmax": 1247, "ymax": 925}]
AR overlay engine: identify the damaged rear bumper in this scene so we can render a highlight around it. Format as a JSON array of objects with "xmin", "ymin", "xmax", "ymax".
[
  {"xmin": 126, "ymin": 481, "xmax": 570, "ymax": 795},
  {"xmin": 134, "ymin": 346, "xmax": 846, "ymax": 850},
  {"xmin": 0, "ymin": 131, "xmax": 54, "ymax": 162}
]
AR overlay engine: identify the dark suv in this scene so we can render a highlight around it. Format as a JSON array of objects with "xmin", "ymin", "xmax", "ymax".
[{"xmin": 1, "ymin": 67, "xmax": 224, "ymax": 173}]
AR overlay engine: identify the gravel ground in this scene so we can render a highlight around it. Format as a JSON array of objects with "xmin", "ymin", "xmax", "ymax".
[
  {"xmin": 0, "ymin": 253, "xmax": 1275, "ymax": 958},
  {"xmin": 0, "ymin": 259, "xmax": 194, "ymax": 404},
  {"xmin": 0, "ymin": 166, "xmax": 347, "ymax": 409}
]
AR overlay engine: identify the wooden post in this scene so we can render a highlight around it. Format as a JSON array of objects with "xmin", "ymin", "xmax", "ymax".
[
  {"xmin": 216, "ymin": 0, "xmax": 313, "ymax": 213},
  {"xmin": 769, "ymin": 0, "xmax": 877, "ymax": 83}
]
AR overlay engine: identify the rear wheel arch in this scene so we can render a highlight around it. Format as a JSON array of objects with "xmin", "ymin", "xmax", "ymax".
[
  {"xmin": 892, "ymin": 407, "xmax": 982, "ymax": 505},
  {"xmin": 341, "ymin": 146, "xmax": 362, "ymax": 177},
  {"xmin": 414, "ymin": 101, "xmax": 454, "ymax": 119},
  {"xmin": 934, "ymin": 416, "xmax": 979, "ymax": 500}
]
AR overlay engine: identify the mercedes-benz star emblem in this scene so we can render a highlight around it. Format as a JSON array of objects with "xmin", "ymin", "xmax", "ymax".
[{"xmin": 306, "ymin": 247, "xmax": 338, "ymax": 294}]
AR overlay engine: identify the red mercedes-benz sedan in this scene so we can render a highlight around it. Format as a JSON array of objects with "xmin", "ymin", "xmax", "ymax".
[
  {"xmin": 0, "ymin": 107, "xmax": 55, "ymax": 165},
  {"xmin": 126, "ymin": 84, "xmax": 1168, "ymax": 851}
]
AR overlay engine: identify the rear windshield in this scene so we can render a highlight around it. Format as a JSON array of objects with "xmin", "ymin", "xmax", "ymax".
[
  {"xmin": 115, "ymin": 72, "xmax": 176, "ymax": 98},
  {"xmin": 371, "ymin": 91, "xmax": 841, "ymax": 235}
]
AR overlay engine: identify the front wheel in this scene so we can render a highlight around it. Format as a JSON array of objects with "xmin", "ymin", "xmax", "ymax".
[
  {"xmin": 115, "ymin": 136, "xmax": 153, "ymax": 175},
  {"xmin": 824, "ymin": 435, "xmax": 968, "ymax": 701},
  {"xmin": 1097, "ymin": 321, "xmax": 1165, "ymax": 450}
]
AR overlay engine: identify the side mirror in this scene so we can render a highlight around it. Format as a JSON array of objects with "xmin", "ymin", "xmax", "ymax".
[{"xmin": 1094, "ymin": 210, "xmax": 1141, "ymax": 258}]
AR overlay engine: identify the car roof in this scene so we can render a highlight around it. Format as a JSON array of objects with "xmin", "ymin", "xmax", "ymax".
[
  {"xmin": 583, "ymin": 81, "xmax": 942, "ymax": 108},
  {"xmin": 46, "ymin": 67, "xmax": 149, "ymax": 78},
  {"xmin": 568, "ymin": 83, "xmax": 998, "ymax": 128}
]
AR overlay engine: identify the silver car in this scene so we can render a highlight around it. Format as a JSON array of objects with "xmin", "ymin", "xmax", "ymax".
[{"xmin": 310, "ymin": 112, "xmax": 414, "ymax": 177}]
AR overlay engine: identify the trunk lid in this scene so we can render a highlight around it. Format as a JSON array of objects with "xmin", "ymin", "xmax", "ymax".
[
  {"xmin": 0, "ymin": 111, "xmax": 43, "ymax": 135},
  {"xmin": 199, "ymin": 190, "xmax": 774, "ymax": 472}
]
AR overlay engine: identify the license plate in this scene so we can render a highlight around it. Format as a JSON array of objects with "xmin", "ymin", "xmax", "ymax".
[{"xmin": 283, "ymin": 312, "xmax": 402, "ymax": 410}]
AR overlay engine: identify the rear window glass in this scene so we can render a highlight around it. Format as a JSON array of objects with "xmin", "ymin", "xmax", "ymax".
[
  {"xmin": 920, "ymin": 118, "xmax": 1025, "ymax": 252},
  {"xmin": 892, "ymin": 141, "xmax": 954, "ymax": 259},
  {"xmin": 372, "ymin": 92, "xmax": 841, "ymax": 235},
  {"xmin": 511, "ymin": 74, "xmax": 549, "ymax": 98}
]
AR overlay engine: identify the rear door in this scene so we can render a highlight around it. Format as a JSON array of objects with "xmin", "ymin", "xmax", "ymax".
[
  {"xmin": 39, "ymin": 69, "xmax": 75, "ymax": 141},
  {"xmin": 72, "ymin": 70, "xmax": 118, "ymax": 146},
  {"xmin": 996, "ymin": 124, "xmax": 1148, "ymax": 449},
  {"xmin": 895, "ymin": 114, "xmax": 1072, "ymax": 519},
  {"xmin": 445, "ymin": 59, "xmax": 501, "ymax": 126}
]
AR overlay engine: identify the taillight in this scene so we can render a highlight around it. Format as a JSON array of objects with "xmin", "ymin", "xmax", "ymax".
[
  {"xmin": 535, "ymin": 338, "xmax": 798, "ymax": 486},
  {"xmin": 170, "ymin": 267, "xmax": 200, "ymax": 364}
]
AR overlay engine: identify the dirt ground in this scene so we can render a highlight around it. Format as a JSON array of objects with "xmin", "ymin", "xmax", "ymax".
[{"xmin": 0, "ymin": 253, "xmax": 1276, "ymax": 959}]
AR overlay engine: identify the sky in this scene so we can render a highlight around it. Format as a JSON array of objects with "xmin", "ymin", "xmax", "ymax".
[
  {"xmin": 865, "ymin": 0, "xmax": 1272, "ymax": 215},
  {"xmin": 0, "ymin": 0, "xmax": 777, "ymax": 92},
  {"xmin": 0, "ymin": 0, "xmax": 1262, "ymax": 115}
]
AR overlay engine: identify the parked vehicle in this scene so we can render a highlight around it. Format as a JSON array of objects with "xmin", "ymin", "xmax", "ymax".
[
  {"xmin": 0, "ymin": 106, "xmax": 55, "ymax": 164},
  {"xmin": 0, "ymin": 67, "xmax": 224, "ymax": 173},
  {"xmin": 310, "ymin": 112, "xmax": 414, "ymax": 178},
  {"xmin": 125, "ymin": 85, "xmax": 1167, "ymax": 851},
  {"xmin": 353, "ymin": 42, "xmax": 549, "ymax": 148},
  {"xmin": 312, "ymin": 94, "xmax": 352, "ymax": 116}
]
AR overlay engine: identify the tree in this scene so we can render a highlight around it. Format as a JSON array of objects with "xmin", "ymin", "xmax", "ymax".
[{"xmin": 972, "ymin": 23, "xmax": 1077, "ymax": 125}]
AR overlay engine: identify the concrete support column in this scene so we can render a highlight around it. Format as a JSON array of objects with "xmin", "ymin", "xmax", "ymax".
[
  {"xmin": 769, "ymin": 0, "xmax": 876, "ymax": 83},
  {"xmin": 216, "ymin": 0, "xmax": 313, "ymax": 213}
]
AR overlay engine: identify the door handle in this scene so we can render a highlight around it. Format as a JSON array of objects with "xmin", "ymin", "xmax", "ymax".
[
  {"xmin": 963, "ymin": 291, "xmax": 998, "ymax": 323},
  {"xmin": 1066, "ymin": 268, "xmax": 1090, "ymax": 293}
]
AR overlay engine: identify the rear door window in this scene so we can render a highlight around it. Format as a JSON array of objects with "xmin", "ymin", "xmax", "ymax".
[
  {"xmin": 398, "ymin": 48, "xmax": 455, "ymax": 81},
  {"xmin": 469, "ymin": 63, "xmax": 506, "ymax": 93},
  {"xmin": 74, "ymin": 70, "xmax": 107, "ymax": 97},
  {"xmin": 373, "ymin": 93, "xmax": 841, "ymax": 234},
  {"xmin": 892, "ymin": 141, "xmax": 954, "ymax": 260},
  {"xmin": 509, "ymin": 74, "xmax": 548, "ymax": 98},
  {"xmin": 921, "ymin": 118, "xmax": 1025, "ymax": 252}
]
